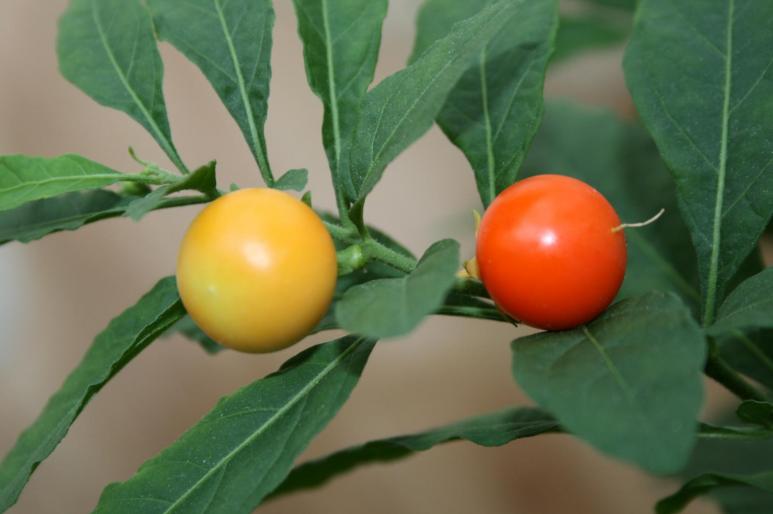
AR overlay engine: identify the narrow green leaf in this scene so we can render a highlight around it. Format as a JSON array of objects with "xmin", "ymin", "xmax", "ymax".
[
  {"xmin": 147, "ymin": 0, "xmax": 274, "ymax": 183},
  {"xmin": 270, "ymin": 407, "xmax": 558, "ymax": 500},
  {"xmin": 336, "ymin": 239, "xmax": 460, "ymax": 338},
  {"xmin": 656, "ymin": 471, "xmax": 773, "ymax": 514},
  {"xmin": 552, "ymin": 13, "xmax": 630, "ymax": 63},
  {"xmin": 0, "ymin": 154, "xmax": 138, "ymax": 213},
  {"xmin": 719, "ymin": 329, "xmax": 773, "ymax": 393},
  {"xmin": 411, "ymin": 0, "xmax": 558, "ymax": 206},
  {"xmin": 57, "ymin": 0, "xmax": 186, "ymax": 173},
  {"xmin": 273, "ymin": 168, "xmax": 308, "ymax": 192},
  {"xmin": 125, "ymin": 161, "xmax": 218, "ymax": 220},
  {"xmin": 94, "ymin": 336, "xmax": 376, "ymax": 514},
  {"xmin": 709, "ymin": 268, "xmax": 773, "ymax": 336},
  {"xmin": 523, "ymin": 101, "xmax": 700, "ymax": 305},
  {"xmin": 623, "ymin": 0, "xmax": 773, "ymax": 324},
  {"xmin": 0, "ymin": 190, "xmax": 130, "ymax": 244},
  {"xmin": 737, "ymin": 401, "xmax": 773, "ymax": 430},
  {"xmin": 512, "ymin": 292, "xmax": 706, "ymax": 473},
  {"xmin": 347, "ymin": 0, "xmax": 522, "ymax": 201},
  {"xmin": 292, "ymin": 0, "xmax": 387, "ymax": 203},
  {"xmin": 0, "ymin": 277, "xmax": 184, "ymax": 512}
]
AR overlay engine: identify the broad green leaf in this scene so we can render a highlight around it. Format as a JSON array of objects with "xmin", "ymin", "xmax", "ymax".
[
  {"xmin": 94, "ymin": 336, "xmax": 376, "ymax": 514},
  {"xmin": 709, "ymin": 268, "xmax": 773, "ymax": 336},
  {"xmin": 347, "ymin": 0, "xmax": 522, "ymax": 201},
  {"xmin": 719, "ymin": 329, "xmax": 773, "ymax": 392},
  {"xmin": 57, "ymin": 0, "xmax": 186, "ymax": 173},
  {"xmin": 552, "ymin": 13, "xmax": 630, "ymax": 63},
  {"xmin": 270, "ymin": 407, "xmax": 559, "ymax": 500},
  {"xmin": 292, "ymin": 0, "xmax": 387, "ymax": 201},
  {"xmin": 273, "ymin": 168, "xmax": 308, "ymax": 192},
  {"xmin": 0, "ymin": 154, "xmax": 142, "ymax": 213},
  {"xmin": 512, "ymin": 291, "xmax": 706, "ymax": 473},
  {"xmin": 0, "ymin": 277, "xmax": 184, "ymax": 512},
  {"xmin": 411, "ymin": 0, "xmax": 558, "ymax": 207},
  {"xmin": 335, "ymin": 239, "xmax": 460, "ymax": 338},
  {"xmin": 0, "ymin": 190, "xmax": 130, "ymax": 244},
  {"xmin": 147, "ymin": 0, "xmax": 275, "ymax": 183},
  {"xmin": 737, "ymin": 400, "xmax": 773, "ymax": 429},
  {"xmin": 523, "ymin": 101, "xmax": 700, "ymax": 305},
  {"xmin": 623, "ymin": 0, "xmax": 773, "ymax": 324},
  {"xmin": 656, "ymin": 471, "xmax": 773, "ymax": 514}
]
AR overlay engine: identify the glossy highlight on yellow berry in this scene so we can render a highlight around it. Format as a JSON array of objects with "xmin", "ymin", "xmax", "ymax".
[{"xmin": 176, "ymin": 188, "xmax": 337, "ymax": 353}]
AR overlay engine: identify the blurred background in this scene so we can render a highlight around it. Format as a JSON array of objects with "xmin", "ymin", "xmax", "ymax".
[{"xmin": 0, "ymin": 1, "xmax": 748, "ymax": 512}]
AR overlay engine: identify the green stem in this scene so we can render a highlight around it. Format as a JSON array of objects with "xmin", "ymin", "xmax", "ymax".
[
  {"xmin": 698, "ymin": 423, "xmax": 773, "ymax": 441},
  {"xmin": 454, "ymin": 277, "xmax": 490, "ymax": 299},
  {"xmin": 705, "ymin": 353, "xmax": 765, "ymax": 402},
  {"xmin": 363, "ymin": 238, "xmax": 416, "ymax": 273}
]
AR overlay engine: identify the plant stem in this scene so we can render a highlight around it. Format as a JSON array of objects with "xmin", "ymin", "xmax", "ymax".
[
  {"xmin": 323, "ymin": 220, "xmax": 357, "ymax": 243},
  {"xmin": 705, "ymin": 353, "xmax": 765, "ymax": 401},
  {"xmin": 454, "ymin": 277, "xmax": 490, "ymax": 299},
  {"xmin": 363, "ymin": 238, "xmax": 416, "ymax": 273},
  {"xmin": 698, "ymin": 423, "xmax": 773, "ymax": 441}
]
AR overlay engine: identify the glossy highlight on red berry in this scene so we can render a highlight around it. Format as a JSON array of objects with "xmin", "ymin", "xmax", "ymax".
[{"xmin": 476, "ymin": 174, "xmax": 627, "ymax": 330}]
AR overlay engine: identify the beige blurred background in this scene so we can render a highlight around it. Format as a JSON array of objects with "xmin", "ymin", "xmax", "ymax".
[{"xmin": 0, "ymin": 1, "xmax": 729, "ymax": 513}]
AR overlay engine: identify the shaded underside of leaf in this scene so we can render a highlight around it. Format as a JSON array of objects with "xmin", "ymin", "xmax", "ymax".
[
  {"xmin": 623, "ymin": 0, "xmax": 773, "ymax": 323},
  {"xmin": 709, "ymin": 267, "xmax": 773, "ymax": 336},
  {"xmin": 270, "ymin": 407, "xmax": 559, "ymax": 500},
  {"xmin": 94, "ymin": 336, "xmax": 376, "ymax": 514},
  {"xmin": 512, "ymin": 291, "xmax": 706, "ymax": 473},
  {"xmin": 0, "ymin": 277, "xmax": 184, "ymax": 512}
]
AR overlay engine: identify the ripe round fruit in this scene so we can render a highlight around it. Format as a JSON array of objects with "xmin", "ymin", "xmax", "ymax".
[
  {"xmin": 476, "ymin": 174, "xmax": 626, "ymax": 330},
  {"xmin": 176, "ymin": 188, "xmax": 337, "ymax": 353}
]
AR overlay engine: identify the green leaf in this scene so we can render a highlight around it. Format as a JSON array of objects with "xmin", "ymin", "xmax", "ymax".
[
  {"xmin": 168, "ymin": 315, "xmax": 223, "ymax": 355},
  {"xmin": 411, "ymin": 0, "xmax": 558, "ymax": 207},
  {"xmin": 94, "ymin": 336, "xmax": 376, "ymax": 514},
  {"xmin": 347, "ymin": 0, "xmax": 522, "ymax": 201},
  {"xmin": 552, "ymin": 13, "xmax": 630, "ymax": 63},
  {"xmin": 273, "ymin": 168, "xmax": 308, "ymax": 192},
  {"xmin": 718, "ymin": 329, "xmax": 773, "ymax": 392},
  {"xmin": 709, "ymin": 268, "xmax": 773, "ymax": 336},
  {"xmin": 292, "ymin": 0, "xmax": 387, "ymax": 203},
  {"xmin": 0, "ymin": 190, "xmax": 130, "ymax": 244},
  {"xmin": 656, "ymin": 471, "xmax": 773, "ymax": 514},
  {"xmin": 0, "ymin": 277, "xmax": 184, "ymax": 512},
  {"xmin": 125, "ymin": 161, "xmax": 218, "ymax": 221},
  {"xmin": 523, "ymin": 101, "xmax": 700, "ymax": 305},
  {"xmin": 57, "ymin": 0, "xmax": 186, "ymax": 173},
  {"xmin": 623, "ymin": 0, "xmax": 773, "ymax": 325},
  {"xmin": 270, "ymin": 407, "xmax": 558, "ymax": 500},
  {"xmin": 512, "ymin": 291, "xmax": 706, "ymax": 474},
  {"xmin": 0, "ymin": 154, "xmax": 138, "ymax": 213},
  {"xmin": 147, "ymin": 0, "xmax": 274, "ymax": 183},
  {"xmin": 737, "ymin": 400, "xmax": 773, "ymax": 430},
  {"xmin": 335, "ymin": 239, "xmax": 460, "ymax": 338}
]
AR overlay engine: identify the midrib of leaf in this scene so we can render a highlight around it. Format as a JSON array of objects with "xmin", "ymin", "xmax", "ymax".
[
  {"xmin": 478, "ymin": 46, "xmax": 496, "ymax": 206},
  {"xmin": 320, "ymin": 0, "xmax": 342, "ymax": 174},
  {"xmin": 212, "ymin": 0, "xmax": 272, "ymax": 185},
  {"xmin": 581, "ymin": 326, "xmax": 634, "ymax": 400},
  {"xmin": 90, "ymin": 1, "xmax": 188, "ymax": 174},
  {"xmin": 704, "ymin": 0, "xmax": 734, "ymax": 326},
  {"xmin": 157, "ymin": 337, "xmax": 366, "ymax": 513}
]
